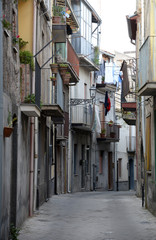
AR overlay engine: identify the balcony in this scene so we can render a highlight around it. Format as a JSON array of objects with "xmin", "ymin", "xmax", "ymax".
[
  {"xmin": 54, "ymin": 40, "xmax": 79, "ymax": 84},
  {"xmin": 138, "ymin": 36, "xmax": 156, "ymax": 96},
  {"xmin": 41, "ymin": 104, "xmax": 64, "ymax": 124},
  {"xmin": 52, "ymin": 0, "xmax": 79, "ymax": 43},
  {"xmin": 71, "ymin": 105, "xmax": 92, "ymax": 131},
  {"xmin": 121, "ymin": 102, "xmax": 136, "ymax": 125},
  {"xmin": 122, "ymin": 111, "xmax": 136, "ymax": 125},
  {"xmin": 20, "ymin": 64, "xmax": 40, "ymax": 117},
  {"xmin": 78, "ymin": 45, "xmax": 100, "ymax": 72},
  {"xmin": 97, "ymin": 121, "xmax": 120, "ymax": 142},
  {"xmin": 126, "ymin": 136, "xmax": 136, "ymax": 153}
]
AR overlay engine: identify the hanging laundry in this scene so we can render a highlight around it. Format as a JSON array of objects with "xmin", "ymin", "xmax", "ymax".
[{"xmin": 104, "ymin": 91, "xmax": 111, "ymax": 116}]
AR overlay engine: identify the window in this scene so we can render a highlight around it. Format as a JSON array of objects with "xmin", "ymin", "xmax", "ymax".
[
  {"xmin": 99, "ymin": 151, "xmax": 103, "ymax": 174},
  {"xmin": 81, "ymin": 2, "xmax": 91, "ymax": 42},
  {"xmin": 84, "ymin": 83, "xmax": 87, "ymax": 99},
  {"xmin": 55, "ymin": 43, "xmax": 67, "ymax": 62},
  {"xmin": 118, "ymin": 158, "xmax": 122, "ymax": 178},
  {"xmin": 146, "ymin": 115, "xmax": 151, "ymax": 170},
  {"xmin": 74, "ymin": 144, "xmax": 77, "ymax": 175}
]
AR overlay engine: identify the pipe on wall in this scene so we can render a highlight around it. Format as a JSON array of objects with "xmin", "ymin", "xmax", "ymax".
[
  {"xmin": 0, "ymin": 0, "xmax": 3, "ymax": 236},
  {"xmin": 29, "ymin": 0, "xmax": 37, "ymax": 216},
  {"xmin": 33, "ymin": 0, "xmax": 38, "ymax": 213}
]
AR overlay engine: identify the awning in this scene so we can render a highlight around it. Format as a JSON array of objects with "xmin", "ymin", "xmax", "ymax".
[{"xmin": 126, "ymin": 14, "xmax": 137, "ymax": 41}]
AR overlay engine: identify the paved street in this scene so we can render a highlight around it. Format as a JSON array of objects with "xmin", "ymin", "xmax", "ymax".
[{"xmin": 19, "ymin": 191, "xmax": 156, "ymax": 240}]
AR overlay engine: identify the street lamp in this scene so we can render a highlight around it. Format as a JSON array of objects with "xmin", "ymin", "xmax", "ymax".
[{"xmin": 89, "ymin": 84, "xmax": 96, "ymax": 101}]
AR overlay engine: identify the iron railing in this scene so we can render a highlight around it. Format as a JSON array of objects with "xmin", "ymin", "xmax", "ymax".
[{"xmin": 98, "ymin": 121, "xmax": 120, "ymax": 140}]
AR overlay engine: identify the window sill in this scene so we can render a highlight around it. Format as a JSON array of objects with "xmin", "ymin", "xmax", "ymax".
[{"xmin": 4, "ymin": 29, "xmax": 10, "ymax": 37}]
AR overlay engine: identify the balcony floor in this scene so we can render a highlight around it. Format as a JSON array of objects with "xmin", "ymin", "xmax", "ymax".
[
  {"xmin": 71, "ymin": 123, "xmax": 92, "ymax": 132},
  {"xmin": 97, "ymin": 137, "xmax": 120, "ymax": 143},
  {"xmin": 138, "ymin": 82, "xmax": 156, "ymax": 96}
]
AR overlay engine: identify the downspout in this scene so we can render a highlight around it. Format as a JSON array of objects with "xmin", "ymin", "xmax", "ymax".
[
  {"xmin": 54, "ymin": 124, "xmax": 57, "ymax": 194},
  {"xmin": 68, "ymin": 86, "xmax": 72, "ymax": 192},
  {"xmin": 30, "ymin": 0, "xmax": 37, "ymax": 216},
  {"xmin": 0, "ymin": 0, "xmax": 3, "ymax": 236},
  {"xmin": 33, "ymin": 0, "xmax": 38, "ymax": 212}
]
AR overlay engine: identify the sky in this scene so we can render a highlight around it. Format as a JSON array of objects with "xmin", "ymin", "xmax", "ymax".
[{"xmin": 89, "ymin": 0, "xmax": 136, "ymax": 54}]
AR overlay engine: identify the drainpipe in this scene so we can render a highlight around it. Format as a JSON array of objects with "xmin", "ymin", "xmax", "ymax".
[
  {"xmin": 33, "ymin": 0, "xmax": 38, "ymax": 213},
  {"xmin": 54, "ymin": 124, "xmax": 57, "ymax": 194},
  {"xmin": 0, "ymin": 0, "xmax": 3, "ymax": 235},
  {"xmin": 68, "ymin": 86, "xmax": 72, "ymax": 192},
  {"xmin": 30, "ymin": 0, "xmax": 37, "ymax": 216}
]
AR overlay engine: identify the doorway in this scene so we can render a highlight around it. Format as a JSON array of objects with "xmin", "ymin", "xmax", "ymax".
[
  {"xmin": 108, "ymin": 152, "xmax": 113, "ymax": 190},
  {"xmin": 129, "ymin": 158, "xmax": 134, "ymax": 190},
  {"xmin": 81, "ymin": 145, "xmax": 85, "ymax": 189}
]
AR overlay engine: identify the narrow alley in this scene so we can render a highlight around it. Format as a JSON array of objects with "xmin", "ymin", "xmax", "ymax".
[{"xmin": 19, "ymin": 191, "xmax": 156, "ymax": 240}]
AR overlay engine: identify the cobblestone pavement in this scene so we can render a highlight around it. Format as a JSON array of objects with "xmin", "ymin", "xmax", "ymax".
[{"xmin": 19, "ymin": 191, "xmax": 156, "ymax": 240}]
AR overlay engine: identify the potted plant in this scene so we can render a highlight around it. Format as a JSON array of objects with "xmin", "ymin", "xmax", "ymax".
[
  {"xmin": 50, "ymin": 63, "xmax": 59, "ymax": 74},
  {"xmin": 102, "ymin": 76, "xmax": 105, "ymax": 84},
  {"xmin": 59, "ymin": 64, "xmax": 68, "ymax": 75},
  {"xmin": 50, "ymin": 76, "xmax": 57, "ymax": 86},
  {"xmin": 24, "ymin": 94, "xmax": 35, "ymax": 104},
  {"xmin": 100, "ymin": 128, "xmax": 106, "ymax": 138},
  {"xmin": 62, "ymin": 71, "xmax": 71, "ymax": 85},
  {"xmin": 4, "ymin": 112, "xmax": 17, "ymax": 138},
  {"xmin": 110, "ymin": 132, "xmax": 116, "ymax": 138},
  {"xmin": 52, "ymin": 5, "xmax": 64, "ymax": 24},
  {"xmin": 1, "ymin": 16, "xmax": 12, "ymax": 30}
]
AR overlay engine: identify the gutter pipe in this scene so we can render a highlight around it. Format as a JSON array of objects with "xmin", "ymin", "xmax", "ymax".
[
  {"xmin": 29, "ymin": 0, "xmax": 37, "ymax": 216},
  {"xmin": 0, "ymin": 0, "xmax": 3, "ymax": 236}
]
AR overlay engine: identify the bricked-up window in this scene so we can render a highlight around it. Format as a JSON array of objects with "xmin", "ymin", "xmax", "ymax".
[
  {"xmin": 74, "ymin": 144, "xmax": 77, "ymax": 175},
  {"xmin": 146, "ymin": 115, "xmax": 151, "ymax": 171},
  {"xmin": 99, "ymin": 151, "xmax": 103, "ymax": 174},
  {"xmin": 118, "ymin": 158, "xmax": 122, "ymax": 178}
]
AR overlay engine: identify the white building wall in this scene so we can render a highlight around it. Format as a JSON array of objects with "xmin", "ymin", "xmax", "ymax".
[{"xmin": 71, "ymin": 67, "xmax": 91, "ymax": 99}]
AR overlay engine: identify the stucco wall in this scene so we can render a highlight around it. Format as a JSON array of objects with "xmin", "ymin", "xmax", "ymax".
[{"xmin": 16, "ymin": 111, "xmax": 30, "ymax": 227}]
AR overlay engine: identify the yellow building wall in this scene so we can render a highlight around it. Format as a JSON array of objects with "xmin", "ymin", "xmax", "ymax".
[{"xmin": 18, "ymin": 0, "xmax": 34, "ymax": 52}]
